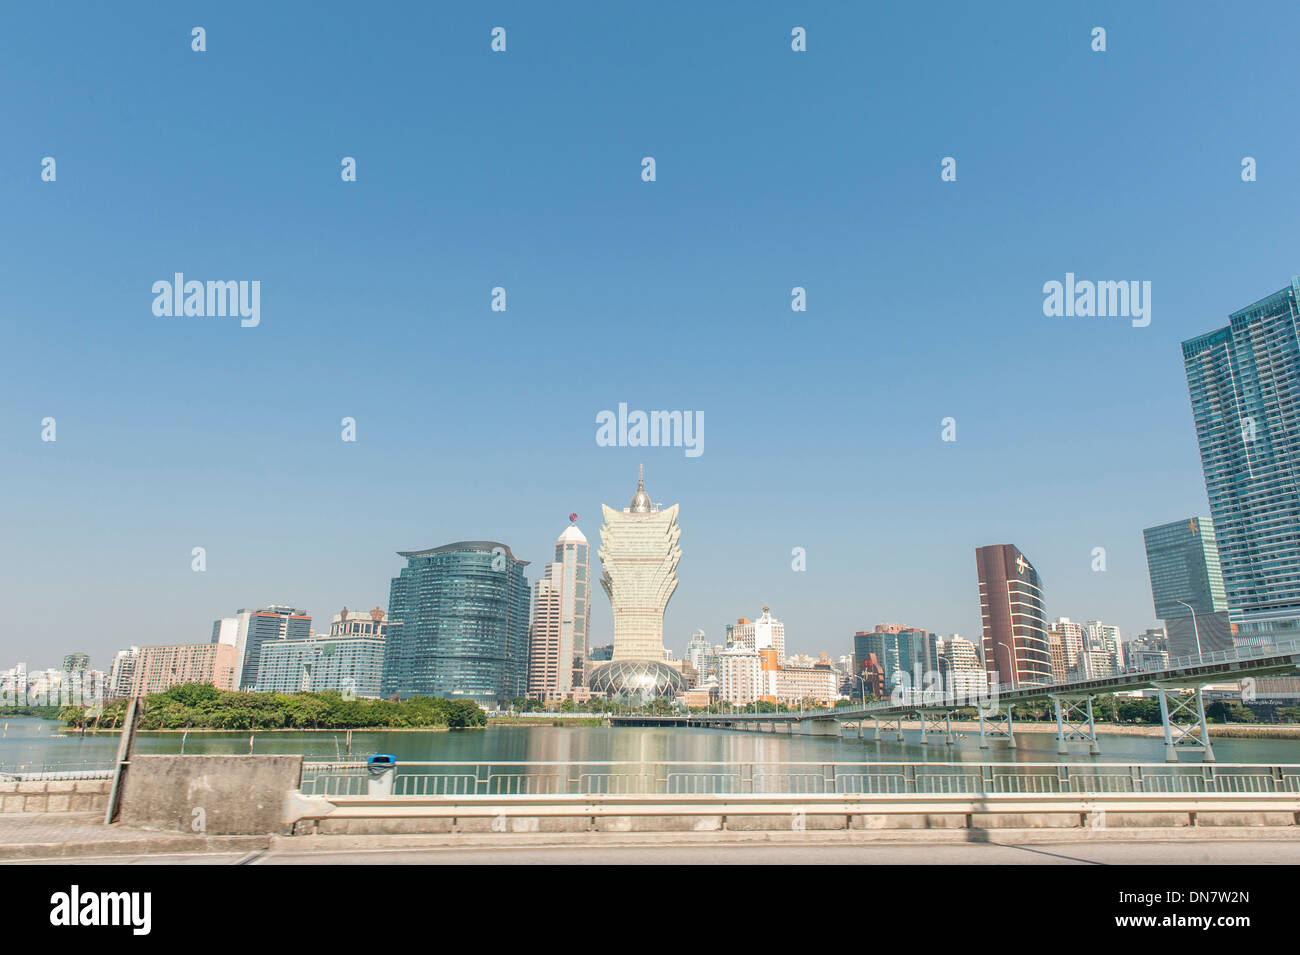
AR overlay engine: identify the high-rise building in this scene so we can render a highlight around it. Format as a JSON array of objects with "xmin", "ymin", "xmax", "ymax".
[
  {"xmin": 107, "ymin": 647, "xmax": 139, "ymax": 699},
  {"xmin": 382, "ymin": 541, "xmax": 530, "ymax": 707},
  {"xmin": 1049, "ymin": 617, "xmax": 1086, "ymax": 675},
  {"xmin": 684, "ymin": 630, "xmax": 716, "ymax": 686},
  {"xmin": 589, "ymin": 468, "xmax": 686, "ymax": 701},
  {"xmin": 131, "ymin": 643, "xmax": 239, "ymax": 696},
  {"xmin": 1085, "ymin": 620, "xmax": 1122, "ymax": 676},
  {"xmin": 729, "ymin": 607, "xmax": 786, "ymax": 662},
  {"xmin": 211, "ymin": 606, "xmax": 312, "ymax": 690},
  {"xmin": 717, "ymin": 647, "xmax": 763, "ymax": 706},
  {"xmin": 975, "ymin": 544, "xmax": 1052, "ymax": 688},
  {"xmin": 255, "ymin": 644, "xmax": 384, "ymax": 699},
  {"xmin": 61, "ymin": 653, "xmax": 90, "ymax": 673},
  {"xmin": 937, "ymin": 634, "xmax": 986, "ymax": 698},
  {"xmin": 774, "ymin": 660, "xmax": 840, "ymax": 706},
  {"xmin": 1045, "ymin": 628, "xmax": 1069, "ymax": 683},
  {"xmin": 851, "ymin": 625, "xmax": 939, "ymax": 693},
  {"xmin": 1182, "ymin": 279, "xmax": 1300, "ymax": 639},
  {"xmin": 527, "ymin": 518, "xmax": 593, "ymax": 700},
  {"xmin": 252, "ymin": 606, "xmax": 387, "ymax": 697},
  {"xmin": 1142, "ymin": 517, "xmax": 1233, "ymax": 658}
]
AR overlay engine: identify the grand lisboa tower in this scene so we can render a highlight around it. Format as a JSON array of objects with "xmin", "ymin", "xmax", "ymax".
[{"xmin": 588, "ymin": 466, "xmax": 686, "ymax": 703}]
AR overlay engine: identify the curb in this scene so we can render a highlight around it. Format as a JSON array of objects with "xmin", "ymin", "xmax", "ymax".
[
  {"xmin": 0, "ymin": 834, "xmax": 271, "ymax": 861},
  {"xmin": 267, "ymin": 825, "xmax": 1300, "ymax": 853}
]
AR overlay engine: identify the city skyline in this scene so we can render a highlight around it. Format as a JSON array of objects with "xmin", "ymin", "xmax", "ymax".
[{"xmin": 8, "ymin": 6, "xmax": 1300, "ymax": 667}]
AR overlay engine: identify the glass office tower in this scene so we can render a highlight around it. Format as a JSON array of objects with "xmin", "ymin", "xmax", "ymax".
[
  {"xmin": 1142, "ymin": 517, "xmax": 1232, "ymax": 658},
  {"xmin": 382, "ymin": 541, "xmax": 530, "ymax": 707},
  {"xmin": 1182, "ymin": 278, "xmax": 1300, "ymax": 639}
]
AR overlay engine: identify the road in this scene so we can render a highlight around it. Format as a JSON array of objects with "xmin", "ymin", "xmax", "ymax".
[{"xmin": 8, "ymin": 840, "xmax": 1300, "ymax": 865}]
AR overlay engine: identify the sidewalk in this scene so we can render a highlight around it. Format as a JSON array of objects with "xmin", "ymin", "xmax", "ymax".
[
  {"xmin": 4, "ymin": 811, "xmax": 1300, "ymax": 861},
  {"xmin": 0, "ymin": 813, "xmax": 270, "ymax": 861}
]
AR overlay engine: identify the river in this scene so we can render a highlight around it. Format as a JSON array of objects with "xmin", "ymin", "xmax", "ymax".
[{"xmin": 3, "ymin": 717, "xmax": 1299, "ymax": 773}]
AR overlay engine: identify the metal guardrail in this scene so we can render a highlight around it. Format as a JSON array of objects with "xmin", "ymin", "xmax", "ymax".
[
  {"xmin": 0, "ymin": 768, "xmax": 116, "ymax": 781},
  {"xmin": 0, "ymin": 758, "xmax": 117, "ymax": 781},
  {"xmin": 782, "ymin": 638, "xmax": 1300, "ymax": 720},
  {"xmin": 298, "ymin": 760, "xmax": 1300, "ymax": 798}
]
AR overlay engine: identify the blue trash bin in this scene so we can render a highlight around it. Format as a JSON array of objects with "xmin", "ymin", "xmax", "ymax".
[{"xmin": 366, "ymin": 754, "xmax": 397, "ymax": 795}]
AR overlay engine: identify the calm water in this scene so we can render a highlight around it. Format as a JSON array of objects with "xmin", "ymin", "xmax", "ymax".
[{"xmin": 3, "ymin": 717, "xmax": 1300, "ymax": 771}]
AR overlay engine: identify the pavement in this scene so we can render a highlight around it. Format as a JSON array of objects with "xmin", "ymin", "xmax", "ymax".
[
  {"xmin": 0, "ymin": 813, "xmax": 270, "ymax": 861},
  {"xmin": 8, "ymin": 840, "xmax": 1300, "ymax": 865},
  {"xmin": 4, "ymin": 812, "xmax": 1300, "ymax": 864}
]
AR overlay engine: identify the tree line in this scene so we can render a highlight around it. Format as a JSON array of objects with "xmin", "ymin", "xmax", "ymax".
[{"xmin": 59, "ymin": 683, "xmax": 486, "ymax": 730}]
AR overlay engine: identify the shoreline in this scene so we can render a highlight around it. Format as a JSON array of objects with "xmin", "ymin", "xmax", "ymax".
[{"xmin": 51, "ymin": 725, "xmax": 463, "ymax": 735}]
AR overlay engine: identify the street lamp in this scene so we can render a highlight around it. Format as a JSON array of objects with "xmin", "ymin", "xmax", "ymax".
[{"xmin": 1175, "ymin": 599, "xmax": 1204, "ymax": 661}]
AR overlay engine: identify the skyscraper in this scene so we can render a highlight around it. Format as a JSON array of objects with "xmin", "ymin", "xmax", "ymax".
[
  {"xmin": 382, "ymin": 541, "xmax": 530, "ymax": 707},
  {"xmin": 253, "ymin": 607, "xmax": 387, "ymax": 697},
  {"xmin": 1183, "ymin": 278, "xmax": 1300, "ymax": 639},
  {"xmin": 211, "ymin": 605, "xmax": 312, "ymax": 690},
  {"xmin": 852, "ymin": 625, "xmax": 940, "ymax": 694},
  {"xmin": 527, "ymin": 518, "xmax": 593, "ymax": 700},
  {"xmin": 588, "ymin": 467, "xmax": 686, "ymax": 701},
  {"xmin": 975, "ymin": 544, "xmax": 1052, "ymax": 688},
  {"xmin": 1142, "ymin": 517, "xmax": 1232, "ymax": 658}
]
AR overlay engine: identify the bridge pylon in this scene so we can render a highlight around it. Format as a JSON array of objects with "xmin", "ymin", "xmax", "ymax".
[
  {"xmin": 977, "ymin": 705, "xmax": 1015, "ymax": 749},
  {"xmin": 872, "ymin": 715, "xmax": 905, "ymax": 742},
  {"xmin": 1049, "ymin": 693, "xmax": 1100, "ymax": 755},
  {"xmin": 1154, "ymin": 682, "xmax": 1216, "ymax": 763},
  {"xmin": 918, "ymin": 709, "xmax": 955, "ymax": 745}
]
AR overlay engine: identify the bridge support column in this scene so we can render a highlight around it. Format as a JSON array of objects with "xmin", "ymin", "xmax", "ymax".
[
  {"xmin": 1155, "ymin": 683, "xmax": 1215, "ymax": 763},
  {"xmin": 978, "ymin": 706, "xmax": 1015, "ymax": 748},
  {"xmin": 920, "ymin": 710, "xmax": 954, "ymax": 745},
  {"xmin": 1050, "ymin": 694, "xmax": 1101, "ymax": 756}
]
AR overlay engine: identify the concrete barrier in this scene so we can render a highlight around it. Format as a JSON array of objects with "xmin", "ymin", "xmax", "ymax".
[
  {"xmin": 286, "ymin": 791, "xmax": 1300, "ymax": 836},
  {"xmin": 0, "ymin": 779, "xmax": 110, "ymax": 814},
  {"xmin": 118, "ymin": 755, "xmax": 303, "ymax": 835}
]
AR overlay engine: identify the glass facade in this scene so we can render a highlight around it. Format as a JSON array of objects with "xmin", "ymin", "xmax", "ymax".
[
  {"xmin": 382, "ymin": 541, "xmax": 530, "ymax": 707},
  {"xmin": 1182, "ymin": 278, "xmax": 1300, "ymax": 633},
  {"xmin": 1142, "ymin": 517, "xmax": 1228, "ymax": 619},
  {"xmin": 256, "ymin": 636, "xmax": 386, "ymax": 697},
  {"xmin": 852, "ymin": 630, "xmax": 939, "ymax": 692}
]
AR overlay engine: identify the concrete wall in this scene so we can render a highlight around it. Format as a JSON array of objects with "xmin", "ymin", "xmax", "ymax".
[
  {"xmin": 293, "ymin": 808, "xmax": 1300, "ymax": 836},
  {"xmin": 118, "ymin": 755, "xmax": 302, "ymax": 834},
  {"xmin": 0, "ymin": 779, "xmax": 110, "ymax": 813}
]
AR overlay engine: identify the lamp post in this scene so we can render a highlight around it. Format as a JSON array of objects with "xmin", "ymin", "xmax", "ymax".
[{"xmin": 1176, "ymin": 599, "xmax": 1204, "ymax": 660}]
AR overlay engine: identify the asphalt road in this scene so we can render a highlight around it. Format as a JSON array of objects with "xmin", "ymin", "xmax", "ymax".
[{"xmin": 9, "ymin": 840, "xmax": 1300, "ymax": 865}]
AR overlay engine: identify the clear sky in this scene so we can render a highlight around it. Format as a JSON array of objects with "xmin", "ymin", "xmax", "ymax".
[{"xmin": 4, "ymin": 2, "xmax": 1300, "ymax": 669}]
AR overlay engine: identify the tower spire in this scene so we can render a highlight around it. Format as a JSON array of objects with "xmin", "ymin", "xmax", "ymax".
[{"xmin": 629, "ymin": 464, "xmax": 653, "ymax": 513}]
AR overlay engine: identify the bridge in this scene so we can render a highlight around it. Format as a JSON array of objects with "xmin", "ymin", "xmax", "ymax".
[{"xmin": 612, "ymin": 638, "xmax": 1300, "ymax": 761}]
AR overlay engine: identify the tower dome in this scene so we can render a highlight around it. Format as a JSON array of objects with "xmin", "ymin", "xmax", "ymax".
[{"xmin": 629, "ymin": 464, "xmax": 653, "ymax": 513}]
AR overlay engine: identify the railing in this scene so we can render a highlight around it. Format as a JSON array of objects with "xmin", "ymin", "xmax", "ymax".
[
  {"xmin": 775, "ymin": 638, "xmax": 1300, "ymax": 721},
  {"xmin": 0, "ymin": 758, "xmax": 116, "ymax": 782},
  {"xmin": 298, "ymin": 760, "xmax": 1300, "ymax": 798}
]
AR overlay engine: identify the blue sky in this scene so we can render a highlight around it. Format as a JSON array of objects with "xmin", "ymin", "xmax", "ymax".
[{"xmin": 4, "ymin": 2, "xmax": 1300, "ymax": 668}]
